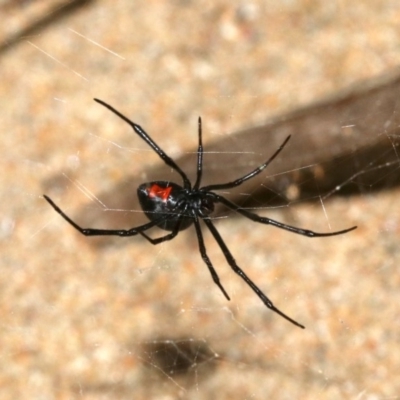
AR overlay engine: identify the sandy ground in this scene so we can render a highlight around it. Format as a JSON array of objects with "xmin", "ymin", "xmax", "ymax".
[{"xmin": 1, "ymin": 1, "xmax": 400, "ymax": 399}]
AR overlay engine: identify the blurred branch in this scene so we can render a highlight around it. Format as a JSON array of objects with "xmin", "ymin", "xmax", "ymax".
[{"xmin": 0, "ymin": 0, "xmax": 94, "ymax": 54}]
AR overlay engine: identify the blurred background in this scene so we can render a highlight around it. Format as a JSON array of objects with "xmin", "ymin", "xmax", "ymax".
[{"xmin": 1, "ymin": 0, "xmax": 400, "ymax": 398}]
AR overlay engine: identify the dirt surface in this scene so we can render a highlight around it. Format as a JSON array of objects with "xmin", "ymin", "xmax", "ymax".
[{"xmin": 1, "ymin": 1, "xmax": 400, "ymax": 399}]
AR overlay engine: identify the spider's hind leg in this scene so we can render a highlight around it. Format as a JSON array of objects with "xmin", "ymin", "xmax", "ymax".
[{"xmin": 140, "ymin": 218, "xmax": 183, "ymax": 245}]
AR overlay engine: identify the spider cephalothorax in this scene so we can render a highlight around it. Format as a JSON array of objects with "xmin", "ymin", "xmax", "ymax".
[{"xmin": 44, "ymin": 98, "xmax": 356, "ymax": 329}]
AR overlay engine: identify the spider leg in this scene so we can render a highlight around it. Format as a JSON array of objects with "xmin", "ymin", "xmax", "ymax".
[
  {"xmin": 193, "ymin": 117, "xmax": 203, "ymax": 190},
  {"xmin": 43, "ymin": 195, "xmax": 166, "ymax": 237},
  {"xmin": 193, "ymin": 216, "xmax": 230, "ymax": 301},
  {"xmin": 202, "ymin": 135, "xmax": 291, "ymax": 192},
  {"xmin": 94, "ymin": 98, "xmax": 191, "ymax": 189},
  {"xmin": 139, "ymin": 217, "xmax": 183, "ymax": 245},
  {"xmin": 202, "ymin": 217, "xmax": 305, "ymax": 329},
  {"xmin": 210, "ymin": 194, "xmax": 357, "ymax": 237}
]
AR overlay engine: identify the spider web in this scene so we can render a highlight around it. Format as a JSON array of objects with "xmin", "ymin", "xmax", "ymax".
[{"xmin": 1, "ymin": 1, "xmax": 400, "ymax": 399}]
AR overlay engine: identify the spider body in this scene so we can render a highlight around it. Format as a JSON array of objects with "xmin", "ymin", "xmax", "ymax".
[
  {"xmin": 137, "ymin": 182, "xmax": 213, "ymax": 231},
  {"xmin": 44, "ymin": 98, "xmax": 357, "ymax": 329}
]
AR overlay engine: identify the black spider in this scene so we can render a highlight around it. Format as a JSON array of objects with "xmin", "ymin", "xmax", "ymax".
[{"xmin": 44, "ymin": 98, "xmax": 357, "ymax": 329}]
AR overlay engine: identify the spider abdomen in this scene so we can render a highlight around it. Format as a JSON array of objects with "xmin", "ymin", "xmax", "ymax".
[{"xmin": 137, "ymin": 181, "xmax": 194, "ymax": 231}]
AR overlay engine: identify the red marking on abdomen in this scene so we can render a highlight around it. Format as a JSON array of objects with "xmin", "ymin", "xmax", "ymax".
[{"xmin": 148, "ymin": 184, "xmax": 173, "ymax": 201}]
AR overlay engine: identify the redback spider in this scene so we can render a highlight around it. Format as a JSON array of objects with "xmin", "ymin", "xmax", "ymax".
[{"xmin": 44, "ymin": 98, "xmax": 357, "ymax": 329}]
